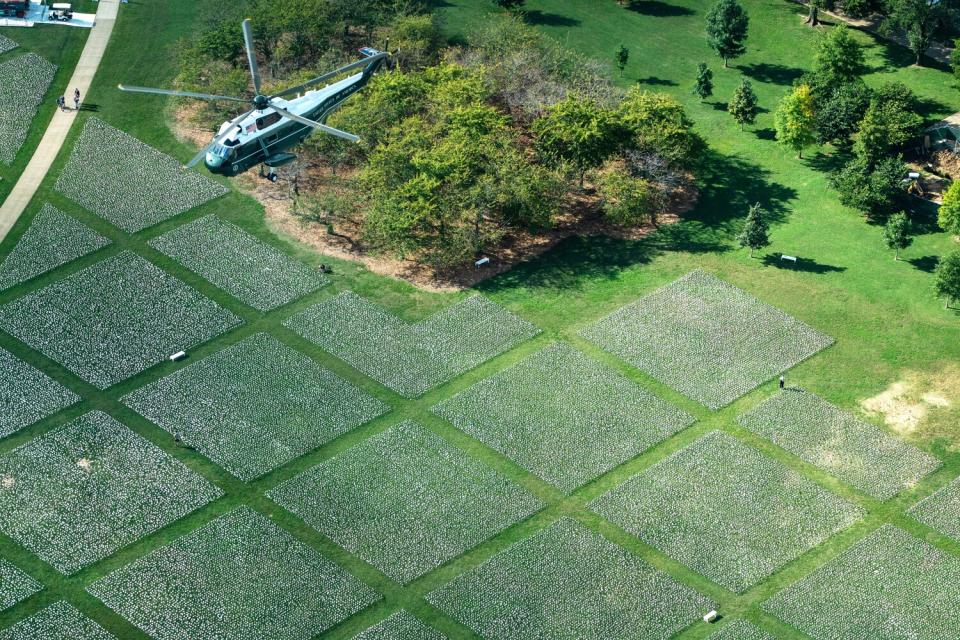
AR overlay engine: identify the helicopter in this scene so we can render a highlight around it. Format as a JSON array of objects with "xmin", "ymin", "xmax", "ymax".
[{"xmin": 118, "ymin": 19, "xmax": 388, "ymax": 181}]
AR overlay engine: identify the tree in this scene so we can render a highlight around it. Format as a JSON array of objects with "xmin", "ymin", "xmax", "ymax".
[
  {"xmin": 805, "ymin": 0, "xmax": 824, "ymax": 26},
  {"xmin": 935, "ymin": 250, "xmax": 960, "ymax": 308},
  {"xmin": 492, "ymin": 0, "xmax": 526, "ymax": 10},
  {"xmin": 774, "ymin": 84, "xmax": 816, "ymax": 158},
  {"xmin": 616, "ymin": 45, "xmax": 630, "ymax": 77},
  {"xmin": 813, "ymin": 80, "xmax": 872, "ymax": 147},
  {"xmin": 814, "ymin": 24, "xmax": 867, "ymax": 84},
  {"xmin": 617, "ymin": 88, "xmax": 705, "ymax": 168},
  {"xmin": 705, "ymin": 0, "xmax": 749, "ymax": 67},
  {"xmin": 883, "ymin": 212, "xmax": 913, "ymax": 259},
  {"xmin": 883, "ymin": 0, "xmax": 948, "ymax": 66},
  {"xmin": 849, "ymin": 83, "xmax": 922, "ymax": 165},
  {"xmin": 939, "ymin": 180, "xmax": 960, "ymax": 237},
  {"xmin": 534, "ymin": 95, "xmax": 621, "ymax": 187},
  {"xmin": 953, "ymin": 39, "xmax": 960, "ymax": 84},
  {"xmin": 738, "ymin": 203, "xmax": 771, "ymax": 257},
  {"xmin": 692, "ymin": 62, "xmax": 714, "ymax": 101},
  {"xmin": 728, "ymin": 78, "xmax": 758, "ymax": 130},
  {"xmin": 597, "ymin": 161, "xmax": 664, "ymax": 227},
  {"xmin": 830, "ymin": 155, "xmax": 907, "ymax": 220}
]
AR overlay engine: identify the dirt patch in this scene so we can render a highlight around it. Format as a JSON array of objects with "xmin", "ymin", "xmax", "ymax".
[{"xmin": 861, "ymin": 365, "xmax": 960, "ymax": 446}]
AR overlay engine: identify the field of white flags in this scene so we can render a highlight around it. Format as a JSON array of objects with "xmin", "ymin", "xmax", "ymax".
[
  {"xmin": 268, "ymin": 421, "xmax": 542, "ymax": 584},
  {"xmin": 0, "ymin": 53, "xmax": 56, "ymax": 165},
  {"xmin": 0, "ymin": 203, "xmax": 110, "ymax": 291},
  {"xmin": 352, "ymin": 612, "xmax": 445, "ymax": 640},
  {"xmin": 427, "ymin": 518, "xmax": 712, "ymax": 640},
  {"xmin": 763, "ymin": 525, "xmax": 960, "ymax": 640},
  {"xmin": 909, "ymin": 476, "xmax": 960, "ymax": 542},
  {"xmin": 55, "ymin": 118, "xmax": 228, "ymax": 232},
  {"xmin": 737, "ymin": 390, "xmax": 940, "ymax": 499},
  {"xmin": 433, "ymin": 342, "xmax": 695, "ymax": 492},
  {"xmin": 87, "ymin": 507, "xmax": 379, "ymax": 640},
  {"xmin": 0, "ymin": 34, "xmax": 16, "ymax": 55},
  {"xmin": 285, "ymin": 292, "xmax": 540, "ymax": 397},
  {"xmin": 149, "ymin": 215, "xmax": 328, "ymax": 311},
  {"xmin": 706, "ymin": 620, "xmax": 777, "ymax": 640},
  {"xmin": 0, "ymin": 602, "xmax": 116, "ymax": 640},
  {"xmin": 0, "ymin": 347, "xmax": 78, "ymax": 439},
  {"xmin": 591, "ymin": 431, "xmax": 864, "ymax": 593},
  {"xmin": 580, "ymin": 270, "xmax": 834, "ymax": 409},
  {"xmin": 0, "ymin": 251, "xmax": 240, "ymax": 388},
  {"xmin": 0, "ymin": 411, "xmax": 221, "ymax": 574},
  {"xmin": 124, "ymin": 333, "xmax": 389, "ymax": 480},
  {"xmin": 0, "ymin": 559, "xmax": 39, "ymax": 612}
]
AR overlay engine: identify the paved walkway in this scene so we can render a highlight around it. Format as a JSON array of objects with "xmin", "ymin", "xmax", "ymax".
[{"xmin": 0, "ymin": 0, "xmax": 120, "ymax": 242}]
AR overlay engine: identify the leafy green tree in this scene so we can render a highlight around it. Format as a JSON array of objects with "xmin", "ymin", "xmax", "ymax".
[
  {"xmin": 774, "ymin": 84, "xmax": 816, "ymax": 158},
  {"xmin": 382, "ymin": 14, "xmax": 442, "ymax": 71},
  {"xmin": 883, "ymin": 211, "xmax": 913, "ymax": 260},
  {"xmin": 813, "ymin": 80, "xmax": 872, "ymax": 146},
  {"xmin": 935, "ymin": 250, "xmax": 960, "ymax": 308},
  {"xmin": 616, "ymin": 45, "xmax": 630, "ymax": 77},
  {"xmin": 814, "ymin": 24, "xmax": 866, "ymax": 84},
  {"xmin": 692, "ymin": 62, "xmax": 714, "ymax": 101},
  {"xmin": 939, "ymin": 180, "xmax": 960, "ymax": 237},
  {"xmin": 597, "ymin": 162, "xmax": 664, "ymax": 227},
  {"xmin": 738, "ymin": 202, "xmax": 771, "ymax": 257},
  {"xmin": 705, "ymin": 0, "xmax": 750, "ymax": 67},
  {"xmin": 830, "ymin": 155, "xmax": 907, "ymax": 220},
  {"xmin": 617, "ymin": 88, "xmax": 704, "ymax": 168},
  {"xmin": 534, "ymin": 95, "xmax": 621, "ymax": 187},
  {"xmin": 883, "ymin": 0, "xmax": 946, "ymax": 66},
  {"xmin": 852, "ymin": 84, "xmax": 923, "ymax": 166},
  {"xmin": 728, "ymin": 78, "xmax": 759, "ymax": 130}
]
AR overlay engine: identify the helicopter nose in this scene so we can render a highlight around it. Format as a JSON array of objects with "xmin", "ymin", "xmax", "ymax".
[{"xmin": 204, "ymin": 152, "xmax": 224, "ymax": 170}]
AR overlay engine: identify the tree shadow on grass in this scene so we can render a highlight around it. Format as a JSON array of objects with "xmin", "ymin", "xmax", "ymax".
[
  {"xmin": 739, "ymin": 62, "xmax": 805, "ymax": 86},
  {"xmin": 761, "ymin": 254, "xmax": 847, "ymax": 273},
  {"xmin": 909, "ymin": 255, "xmax": 939, "ymax": 273},
  {"xmin": 523, "ymin": 10, "xmax": 581, "ymax": 27},
  {"xmin": 755, "ymin": 128, "xmax": 776, "ymax": 140},
  {"xmin": 626, "ymin": 0, "xmax": 695, "ymax": 17},
  {"xmin": 804, "ymin": 150, "xmax": 849, "ymax": 174},
  {"xmin": 636, "ymin": 75, "xmax": 678, "ymax": 86},
  {"xmin": 907, "ymin": 198, "xmax": 943, "ymax": 235}
]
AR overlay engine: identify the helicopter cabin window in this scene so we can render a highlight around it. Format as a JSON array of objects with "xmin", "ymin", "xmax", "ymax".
[{"xmin": 256, "ymin": 112, "xmax": 282, "ymax": 130}]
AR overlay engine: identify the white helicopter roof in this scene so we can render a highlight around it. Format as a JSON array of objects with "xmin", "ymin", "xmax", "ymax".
[{"xmin": 216, "ymin": 70, "xmax": 364, "ymax": 144}]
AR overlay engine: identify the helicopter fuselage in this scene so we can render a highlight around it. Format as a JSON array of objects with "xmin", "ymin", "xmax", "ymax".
[{"xmin": 204, "ymin": 58, "xmax": 381, "ymax": 177}]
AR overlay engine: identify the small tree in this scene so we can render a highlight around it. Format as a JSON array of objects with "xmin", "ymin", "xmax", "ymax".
[
  {"xmin": 728, "ymin": 78, "xmax": 758, "ymax": 130},
  {"xmin": 814, "ymin": 24, "xmax": 866, "ymax": 84},
  {"xmin": 705, "ymin": 0, "xmax": 749, "ymax": 68},
  {"xmin": 934, "ymin": 250, "xmax": 960, "ymax": 308},
  {"xmin": 738, "ymin": 202, "xmax": 771, "ymax": 257},
  {"xmin": 597, "ymin": 162, "xmax": 664, "ymax": 227},
  {"xmin": 533, "ymin": 95, "xmax": 621, "ymax": 188},
  {"xmin": 883, "ymin": 211, "xmax": 912, "ymax": 260},
  {"xmin": 616, "ymin": 45, "xmax": 630, "ymax": 77},
  {"xmin": 774, "ymin": 84, "xmax": 816, "ymax": 158},
  {"xmin": 938, "ymin": 180, "xmax": 960, "ymax": 238},
  {"xmin": 830, "ymin": 155, "xmax": 907, "ymax": 221},
  {"xmin": 692, "ymin": 62, "xmax": 714, "ymax": 102}
]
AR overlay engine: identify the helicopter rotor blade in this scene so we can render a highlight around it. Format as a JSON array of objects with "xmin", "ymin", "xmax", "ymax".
[
  {"xmin": 270, "ymin": 105, "xmax": 361, "ymax": 143},
  {"xmin": 268, "ymin": 52, "xmax": 388, "ymax": 100},
  {"xmin": 184, "ymin": 108, "xmax": 255, "ymax": 169},
  {"xmin": 117, "ymin": 84, "xmax": 250, "ymax": 104},
  {"xmin": 242, "ymin": 19, "xmax": 262, "ymax": 96}
]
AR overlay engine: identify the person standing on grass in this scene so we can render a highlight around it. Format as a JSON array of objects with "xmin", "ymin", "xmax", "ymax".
[
  {"xmin": 779, "ymin": 375, "xmax": 785, "ymax": 390},
  {"xmin": 73, "ymin": 88, "xmax": 80, "ymax": 111}
]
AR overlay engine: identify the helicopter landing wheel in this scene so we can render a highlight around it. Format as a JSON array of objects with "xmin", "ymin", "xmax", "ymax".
[{"xmin": 267, "ymin": 170, "xmax": 279, "ymax": 183}]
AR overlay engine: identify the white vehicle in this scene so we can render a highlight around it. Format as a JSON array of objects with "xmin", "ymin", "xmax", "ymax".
[{"xmin": 48, "ymin": 2, "xmax": 73, "ymax": 21}]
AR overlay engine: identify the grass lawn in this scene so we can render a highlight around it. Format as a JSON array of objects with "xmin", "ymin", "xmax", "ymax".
[{"xmin": 0, "ymin": 0, "xmax": 959, "ymax": 639}]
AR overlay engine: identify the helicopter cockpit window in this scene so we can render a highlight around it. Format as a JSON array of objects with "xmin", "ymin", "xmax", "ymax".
[
  {"xmin": 212, "ymin": 144, "xmax": 235, "ymax": 159},
  {"xmin": 256, "ymin": 112, "xmax": 282, "ymax": 129}
]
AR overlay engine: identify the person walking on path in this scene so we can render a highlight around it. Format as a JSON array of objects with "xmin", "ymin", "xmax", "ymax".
[
  {"xmin": 73, "ymin": 89, "xmax": 80, "ymax": 111},
  {"xmin": 57, "ymin": 96, "xmax": 66, "ymax": 112}
]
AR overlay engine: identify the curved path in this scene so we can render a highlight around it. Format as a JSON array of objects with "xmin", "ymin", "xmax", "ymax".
[{"xmin": 0, "ymin": 0, "xmax": 120, "ymax": 242}]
